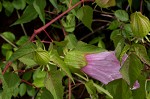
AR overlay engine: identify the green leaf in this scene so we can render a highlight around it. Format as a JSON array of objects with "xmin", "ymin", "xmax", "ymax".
[
  {"xmin": 75, "ymin": 41, "xmax": 105, "ymax": 53},
  {"xmin": 85, "ymin": 80, "xmax": 98, "ymax": 99},
  {"xmin": 128, "ymin": 0, "xmax": 132, "ymax": 11},
  {"xmin": 93, "ymin": 83, "xmax": 113, "ymax": 98},
  {"xmin": 3, "ymin": 1, "xmax": 14, "ymax": 16},
  {"xmin": 61, "ymin": 14, "xmax": 76, "ymax": 32},
  {"xmin": 49, "ymin": 0, "xmax": 58, "ymax": 9},
  {"xmin": 120, "ymin": 53, "xmax": 143, "ymax": 86},
  {"xmin": 40, "ymin": 88, "xmax": 54, "ymax": 99},
  {"xmin": 22, "ymin": 72, "xmax": 32, "ymax": 81},
  {"xmin": 33, "ymin": 69, "xmax": 46, "ymax": 87},
  {"xmin": 11, "ymin": 4, "xmax": 38, "ymax": 26},
  {"xmin": 16, "ymin": 36, "xmax": 29, "ymax": 46},
  {"xmin": 110, "ymin": 29, "xmax": 123, "ymax": 47},
  {"xmin": 27, "ymin": 86, "xmax": 36, "ymax": 97},
  {"xmin": 115, "ymin": 39, "xmax": 125, "ymax": 60},
  {"xmin": 132, "ymin": 75, "xmax": 146, "ymax": 99},
  {"xmin": 45, "ymin": 71, "xmax": 64, "ymax": 99},
  {"xmin": 95, "ymin": 0, "xmax": 116, "ymax": 8},
  {"xmin": 6, "ymin": 50, "xmax": 13, "ymax": 61},
  {"xmin": 108, "ymin": 20, "xmax": 121, "ymax": 30},
  {"xmin": 3, "ymin": 72, "xmax": 20, "ymax": 88},
  {"xmin": 12, "ymin": 0, "xmax": 26, "ymax": 10},
  {"xmin": 132, "ymin": 44, "xmax": 150, "ymax": 66},
  {"xmin": 1, "ymin": 32, "xmax": 15, "ymax": 42},
  {"xmin": 106, "ymin": 79, "xmax": 132, "ymax": 99},
  {"xmin": 49, "ymin": 49, "xmax": 73, "ymax": 81},
  {"xmin": 19, "ymin": 83, "xmax": 27, "ymax": 96},
  {"xmin": 76, "ymin": 6, "xmax": 93, "ymax": 31},
  {"xmin": 114, "ymin": 10, "xmax": 129, "ymax": 21},
  {"xmin": 64, "ymin": 34, "xmax": 77, "ymax": 50},
  {"xmin": 33, "ymin": 0, "xmax": 46, "ymax": 24},
  {"xmin": 9, "ymin": 42, "xmax": 36, "ymax": 61}
]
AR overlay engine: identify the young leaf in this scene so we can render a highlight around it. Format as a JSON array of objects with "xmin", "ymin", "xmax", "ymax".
[
  {"xmin": 11, "ymin": 4, "xmax": 38, "ymax": 26},
  {"xmin": 106, "ymin": 79, "xmax": 132, "ymax": 99},
  {"xmin": 76, "ymin": 6, "xmax": 93, "ymax": 31},
  {"xmin": 16, "ymin": 36, "xmax": 29, "ymax": 46},
  {"xmin": 19, "ymin": 83, "xmax": 27, "ymax": 97},
  {"xmin": 49, "ymin": 0, "xmax": 58, "ymax": 9},
  {"xmin": 33, "ymin": 0, "xmax": 46, "ymax": 24},
  {"xmin": 95, "ymin": 0, "xmax": 116, "ymax": 8},
  {"xmin": 12, "ymin": 0, "xmax": 26, "ymax": 10},
  {"xmin": 114, "ymin": 10, "xmax": 129, "ymax": 21},
  {"xmin": 120, "ymin": 53, "xmax": 143, "ymax": 86},
  {"xmin": 1, "ymin": 32, "xmax": 15, "ymax": 42},
  {"xmin": 45, "ymin": 71, "xmax": 64, "ymax": 99},
  {"xmin": 108, "ymin": 20, "xmax": 120, "ymax": 30},
  {"xmin": 3, "ymin": 1, "xmax": 14, "ymax": 16}
]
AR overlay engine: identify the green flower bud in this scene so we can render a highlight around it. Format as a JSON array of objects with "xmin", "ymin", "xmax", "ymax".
[
  {"xmin": 33, "ymin": 48, "xmax": 50, "ymax": 65},
  {"xmin": 131, "ymin": 12, "xmax": 150, "ymax": 38}
]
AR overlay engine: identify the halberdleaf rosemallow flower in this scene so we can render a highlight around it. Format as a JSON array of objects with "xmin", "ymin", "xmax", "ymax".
[{"xmin": 64, "ymin": 51, "xmax": 140, "ymax": 89}]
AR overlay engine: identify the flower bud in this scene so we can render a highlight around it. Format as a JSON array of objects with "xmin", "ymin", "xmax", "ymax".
[
  {"xmin": 33, "ymin": 48, "xmax": 50, "ymax": 65},
  {"xmin": 130, "ymin": 12, "xmax": 150, "ymax": 38}
]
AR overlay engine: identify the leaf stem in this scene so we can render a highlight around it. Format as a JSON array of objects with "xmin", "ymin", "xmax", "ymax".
[{"xmin": 30, "ymin": 0, "xmax": 94, "ymax": 41}]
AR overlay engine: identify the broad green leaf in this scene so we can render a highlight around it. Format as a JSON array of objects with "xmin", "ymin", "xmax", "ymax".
[
  {"xmin": 120, "ymin": 53, "xmax": 143, "ymax": 86},
  {"xmin": 11, "ymin": 4, "xmax": 38, "ymax": 26},
  {"xmin": 0, "ymin": 2, "xmax": 2, "ymax": 12},
  {"xmin": 3, "ymin": 72, "xmax": 20, "ymax": 88},
  {"xmin": 115, "ymin": 39, "xmax": 125, "ymax": 60},
  {"xmin": 33, "ymin": 0, "xmax": 46, "ymax": 24},
  {"xmin": 75, "ymin": 41, "xmax": 105, "ymax": 53},
  {"xmin": 9, "ymin": 42, "xmax": 36, "ymax": 61},
  {"xmin": 16, "ymin": 36, "xmax": 29, "ymax": 46},
  {"xmin": 110, "ymin": 29, "xmax": 123, "ymax": 47},
  {"xmin": 98, "ymin": 39, "xmax": 105, "ymax": 48},
  {"xmin": 19, "ymin": 83, "xmax": 27, "ymax": 96},
  {"xmin": 6, "ymin": 50, "xmax": 13, "ymax": 60},
  {"xmin": 1, "ymin": 43, "xmax": 12, "ymax": 56},
  {"xmin": 108, "ymin": 20, "xmax": 121, "ymax": 30},
  {"xmin": 27, "ymin": 85, "xmax": 36, "ymax": 96},
  {"xmin": 65, "ymin": 34, "xmax": 77, "ymax": 50},
  {"xmin": 33, "ymin": 69, "xmax": 46, "ymax": 87},
  {"xmin": 61, "ymin": 14, "xmax": 76, "ymax": 32},
  {"xmin": 76, "ymin": 6, "xmax": 93, "ymax": 31},
  {"xmin": 106, "ymin": 79, "xmax": 132, "ymax": 99},
  {"xmin": 49, "ymin": 0, "xmax": 58, "ymax": 9},
  {"xmin": 119, "ymin": 44, "xmax": 130, "ymax": 61},
  {"xmin": 1, "ymin": 32, "xmax": 15, "ymax": 42},
  {"xmin": 115, "ymin": 10, "xmax": 129, "ymax": 21},
  {"xmin": 22, "ymin": 72, "xmax": 32, "ymax": 81},
  {"xmin": 45, "ymin": 71, "xmax": 64, "ymax": 99},
  {"xmin": 132, "ymin": 75, "xmax": 146, "ymax": 99},
  {"xmin": 12, "ymin": 0, "xmax": 26, "ymax": 10},
  {"xmin": 40, "ymin": 88, "xmax": 54, "ymax": 99},
  {"xmin": 132, "ymin": 44, "xmax": 150, "ymax": 66},
  {"xmin": 49, "ymin": 49, "xmax": 73, "ymax": 81},
  {"xmin": 95, "ymin": 0, "xmax": 116, "ymax": 8},
  {"xmin": 93, "ymin": 83, "xmax": 113, "ymax": 98},
  {"xmin": 85, "ymin": 80, "xmax": 98, "ymax": 98},
  {"xmin": 3, "ymin": 1, "xmax": 14, "ymax": 16},
  {"xmin": 19, "ymin": 56, "xmax": 37, "ymax": 67}
]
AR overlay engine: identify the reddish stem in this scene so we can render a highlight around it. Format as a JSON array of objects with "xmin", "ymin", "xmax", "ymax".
[
  {"xmin": 2, "ymin": 62, "xmax": 12, "ymax": 75},
  {"xmin": 21, "ymin": 79, "xmax": 39, "ymax": 89},
  {"xmin": 43, "ymin": 29, "xmax": 53, "ymax": 42},
  {"xmin": 30, "ymin": 0, "xmax": 94, "ymax": 41},
  {"xmin": 68, "ymin": 78, "xmax": 72, "ymax": 99},
  {"xmin": 140, "ymin": 0, "xmax": 143, "ymax": 13}
]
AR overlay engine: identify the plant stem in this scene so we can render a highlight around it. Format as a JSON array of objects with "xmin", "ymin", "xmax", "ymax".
[
  {"xmin": 0, "ymin": 34, "xmax": 18, "ymax": 48},
  {"xmin": 2, "ymin": 62, "xmax": 12, "ymax": 75},
  {"xmin": 30, "ymin": 0, "xmax": 94, "ymax": 41},
  {"xmin": 68, "ymin": 78, "xmax": 72, "ymax": 99},
  {"xmin": 140, "ymin": 0, "xmax": 143, "ymax": 13},
  {"xmin": 16, "ymin": 10, "xmax": 27, "ymax": 36}
]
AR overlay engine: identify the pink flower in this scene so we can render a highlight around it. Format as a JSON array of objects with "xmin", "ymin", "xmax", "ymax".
[{"xmin": 81, "ymin": 51, "xmax": 139, "ymax": 89}]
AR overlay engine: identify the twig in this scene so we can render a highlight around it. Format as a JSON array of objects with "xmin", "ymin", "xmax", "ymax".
[
  {"xmin": 140, "ymin": 0, "xmax": 143, "ymax": 13},
  {"xmin": 16, "ymin": 10, "xmax": 27, "ymax": 36},
  {"xmin": 30, "ymin": 0, "xmax": 94, "ymax": 41},
  {"xmin": 2, "ymin": 62, "xmax": 12, "ymax": 75},
  {"xmin": 43, "ymin": 29, "xmax": 53, "ymax": 42},
  {"xmin": 0, "ymin": 34, "xmax": 18, "ymax": 48},
  {"xmin": 21, "ymin": 79, "xmax": 39, "ymax": 89},
  {"xmin": 79, "ymin": 23, "xmax": 109, "ymax": 40},
  {"xmin": 68, "ymin": 78, "xmax": 72, "ymax": 99}
]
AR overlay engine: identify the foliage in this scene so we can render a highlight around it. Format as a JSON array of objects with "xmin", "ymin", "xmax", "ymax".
[{"xmin": 0, "ymin": 0, "xmax": 150, "ymax": 99}]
